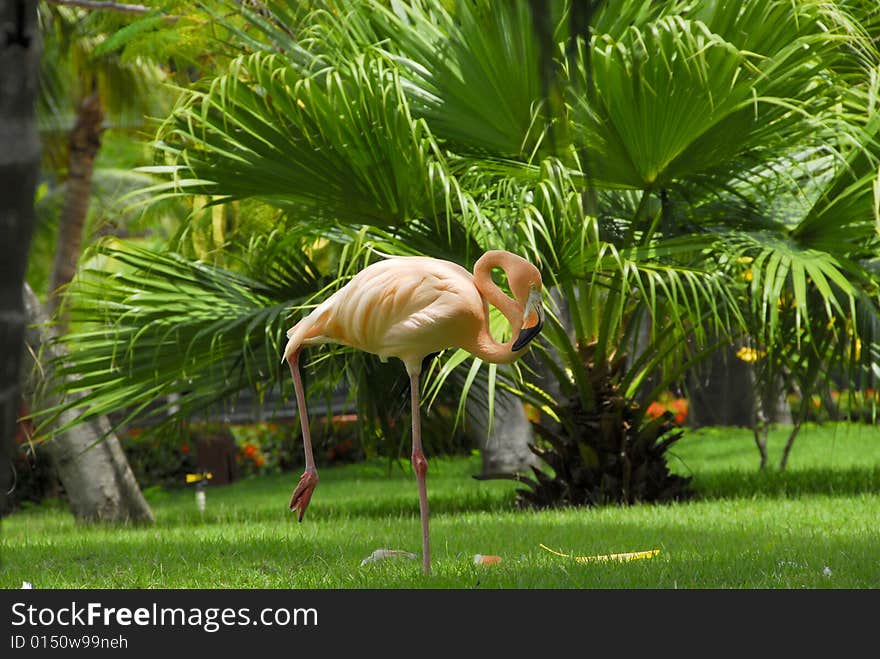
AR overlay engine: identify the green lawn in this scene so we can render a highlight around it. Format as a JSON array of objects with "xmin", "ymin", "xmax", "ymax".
[{"xmin": 2, "ymin": 422, "xmax": 879, "ymax": 588}]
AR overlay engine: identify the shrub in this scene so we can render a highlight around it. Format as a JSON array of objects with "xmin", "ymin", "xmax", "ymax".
[
  {"xmin": 2, "ymin": 441, "xmax": 62, "ymax": 514},
  {"xmin": 231, "ymin": 416, "xmax": 364, "ymax": 479},
  {"xmin": 121, "ymin": 425, "xmax": 200, "ymax": 489}
]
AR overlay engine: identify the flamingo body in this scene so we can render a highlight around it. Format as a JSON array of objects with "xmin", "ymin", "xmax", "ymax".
[
  {"xmin": 282, "ymin": 250, "xmax": 543, "ymax": 575},
  {"xmin": 284, "ymin": 257, "xmax": 484, "ymax": 375}
]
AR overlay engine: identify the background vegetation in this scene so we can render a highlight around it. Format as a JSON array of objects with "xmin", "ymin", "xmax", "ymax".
[{"xmin": 4, "ymin": 2, "xmax": 880, "ymax": 589}]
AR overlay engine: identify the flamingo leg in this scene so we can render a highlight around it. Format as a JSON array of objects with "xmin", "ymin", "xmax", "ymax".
[
  {"xmin": 287, "ymin": 349, "xmax": 318, "ymax": 522},
  {"xmin": 409, "ymin": 371, "xmax": 431, "ymax": 575}
]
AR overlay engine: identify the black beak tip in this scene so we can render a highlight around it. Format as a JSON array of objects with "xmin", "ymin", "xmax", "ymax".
[{"xmin": 512, "ymin": 320, "xmax": 543, "ymax": 352}]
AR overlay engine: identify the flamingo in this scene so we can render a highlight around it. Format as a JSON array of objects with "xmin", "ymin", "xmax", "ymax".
[{"xmin": 282, "ymin": 249, "xmax": 544, "ymax": 574}]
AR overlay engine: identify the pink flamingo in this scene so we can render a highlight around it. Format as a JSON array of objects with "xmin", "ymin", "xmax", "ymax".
[{"xmin": 282, "ymin": 250, "xmax": 543, "ymax": 574}]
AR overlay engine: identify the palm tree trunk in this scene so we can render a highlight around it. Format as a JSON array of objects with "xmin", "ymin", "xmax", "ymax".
[
  {"xmin": 49, "ymin": 92, "xmax": 104, "ymax": 320},
  {"xmin": 22, "ymin": 283, "xmax": 154, "ymax": 523},
  {"xmin": 778, "ymin": 421, "xmax": 802, "ymax": 471},
  {"xmin": 686, "ymin": 343, "xmax": 755, "ymax": 427},
  {"xmin": 751, "ymin": 364, "xmax": 769, "ymax": 470},
  {"xmin": 0, "ymin": 0, "xmax": 40, "ymax": 514},
  {"xmin": 470, "ymin": 387, "xmax": 538, "ymax": 477}
]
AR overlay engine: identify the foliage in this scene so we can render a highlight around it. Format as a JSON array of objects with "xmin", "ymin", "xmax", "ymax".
[
  {"xmin": 3, "ymin": 443, "xmax": 62, "ymax": 515},
  {"xmin": 791, "ymin": 388, "xmax": 880, "ymax": 424},
  {"xmin": 120, "ymin": 425, "xmax": 199, "ymax": 490},
  {"xmin": 34, "ymin": 0, "xmax": 880, "ymax": 502},
  {"xmin": 97, "ymin": 414, "xmax": 463, "ymax": 493},
  {"xmin": 512, "ymin": 347, "xmax": 693, "ymax": 508},
  {"xmin": 36, "ymin": 2, "xmax": 169, "ymax": 166},
  {"xmin": 230, "ymin": 418, "xmax": 362, "ymax": 478}
]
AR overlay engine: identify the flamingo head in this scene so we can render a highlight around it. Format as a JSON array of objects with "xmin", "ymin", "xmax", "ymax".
[{"xmin": 511, "ymin": 278, "xmax": 544, "ymax": 353}]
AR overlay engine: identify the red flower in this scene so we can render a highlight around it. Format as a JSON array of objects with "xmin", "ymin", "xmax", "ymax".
[
  {"xmin": 180, "ymin": 444, "xmax": 190, "ymax": 454},
  {"xmin": 243, "ymin": 443, "xmax": 256, "ymax": 457}
]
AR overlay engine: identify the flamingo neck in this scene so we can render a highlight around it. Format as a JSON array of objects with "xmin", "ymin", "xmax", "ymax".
[{"xmin": 470, "ymin": 251, "xmax": 525, "ymax": 364}]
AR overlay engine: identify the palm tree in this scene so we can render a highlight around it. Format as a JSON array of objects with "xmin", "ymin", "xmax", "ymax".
[
  {"xmin": 17, "ymin": 2, "xmax": 173, "ymax": 522},
  {"xmin": 37, "ymin": 1, "xmax": 166, "ymax": 314},
  {"xmin": 35, "ymin": 1, "xmax": 880, "ymax": 506},
  {"xmin": 1, "ymin": 0, "xmax": 40, "ymax": 515}
]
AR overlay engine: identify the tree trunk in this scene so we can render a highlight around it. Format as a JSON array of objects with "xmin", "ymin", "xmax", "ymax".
[
  {"xmin": 751, "ymin": 393, "xmax": 769, "ymax": 470},
  {"xmin": 0, "ymin": 0, "xmax": 40, "ymax": 515},
  {"xmin": 687, "ymin": 340, "xmax": 793, "ymax": 469},
  {"xmin": 22, "ymin": 283, "xmax": 154, "ymax": 523},
  {"xmin": 470, "ymin": 386, "xmax": 538, "ymax": 477},
  {"xmin": 686, "ymin": 344, "xmax": 755, "ymax": 427},
  {"xmin": 49, "ymin": 92, "xmax": 104, "ymax": 320},
  {"xmin": 469, "ymin": 287, "xmax": 574, "ymax": 477},
  {"xmin": 778, "ymin": 421, "xmax": 802, "ymax": 471}
]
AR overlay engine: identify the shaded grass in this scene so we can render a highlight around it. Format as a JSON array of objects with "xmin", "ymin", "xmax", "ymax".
[
  {"xmin": 1, "ymin": 423, "xmax": 878, "ymax": 588},
  {"xmin": 669, "ymin": 422, "xmax": 880, "ymax": 499}
]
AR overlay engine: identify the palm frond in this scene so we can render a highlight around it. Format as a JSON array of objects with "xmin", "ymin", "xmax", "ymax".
[
  {"xmin": 569, "ymin": 5, "xmax": 868, "ymax": 190},
  {"xmin": 34, "ymin": 242, "xmax": 321, "ymax": 437},
  {"xmin": 155, "ymin": 48, "xmax": 478, "ymax": 230}
]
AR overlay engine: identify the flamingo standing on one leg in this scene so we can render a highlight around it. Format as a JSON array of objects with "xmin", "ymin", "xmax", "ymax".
[{"xmin": 282, "ymin": 249, "xmax": 543, "ymax": 575}]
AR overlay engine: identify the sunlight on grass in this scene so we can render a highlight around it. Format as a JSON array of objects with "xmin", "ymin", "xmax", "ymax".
[{"xmin": 2, "ymin": 423, "xmax": 878, "ymax": 588}]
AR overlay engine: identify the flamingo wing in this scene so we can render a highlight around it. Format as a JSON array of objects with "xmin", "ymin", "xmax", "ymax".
[{"xmin": 283, "ymin": 257, "xmax": 482, "ymax": 370}]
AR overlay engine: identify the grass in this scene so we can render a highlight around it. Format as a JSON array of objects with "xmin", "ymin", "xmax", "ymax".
[{"xmin": 2, "ymin": 422, "xmax": 879, "ymax": 588}]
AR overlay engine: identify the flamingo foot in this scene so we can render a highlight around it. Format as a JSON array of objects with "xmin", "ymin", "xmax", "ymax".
[{"xmin": 289, "ymin": 468, "xmax": 319, "ymax": 522}]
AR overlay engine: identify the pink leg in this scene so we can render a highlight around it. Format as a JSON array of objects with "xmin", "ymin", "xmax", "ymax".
[
  {"xmin": 287, "ymin": 349, "xmax": 318, "ymax": 522},
  {"xmin": 409, "ymin": 371, "xmax": 431, "ymax": 575}
]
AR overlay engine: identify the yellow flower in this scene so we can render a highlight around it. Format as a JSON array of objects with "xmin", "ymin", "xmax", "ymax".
[{"xmin": 736, "ymin": 346, "xmax": 765, "ymax": 363}]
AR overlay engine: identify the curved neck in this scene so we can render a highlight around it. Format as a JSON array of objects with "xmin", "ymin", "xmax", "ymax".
[{"xmin": 470, "ymin": 251, "xmax": 525, "ymax": 364}]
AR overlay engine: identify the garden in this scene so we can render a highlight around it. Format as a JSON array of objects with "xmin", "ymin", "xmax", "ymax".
[{"xmin": 2, "ymin": 0, "xmax": 880, "ymax": 590}]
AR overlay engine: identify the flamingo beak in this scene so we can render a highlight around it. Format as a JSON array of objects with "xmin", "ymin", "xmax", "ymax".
[{"xmin": 512, "ymin": 287, "xmax": 544, "ymax": 352}]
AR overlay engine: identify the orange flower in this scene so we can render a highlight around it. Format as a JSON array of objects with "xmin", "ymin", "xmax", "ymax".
[
  {"xmin": 180, "ymin": 444, "xmax": 190, "ymax": 454},
  {"xmin": 671, "ymin": 399, "xmax": 689, "ymax": 424},
  {"xmin": 646, "ymin": 402, "xmax": 666, "ymax": 419},
  {"xmin": 243, "ymin": 443, "xmax": 256, "ymax": 457},
  {"xmin": 254, "ymin": 455, "xmax": 265, "ymax": 467}
]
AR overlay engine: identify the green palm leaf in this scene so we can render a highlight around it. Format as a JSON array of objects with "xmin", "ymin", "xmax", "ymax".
[
  {"xmin": 36, "ymin": 242, "xmax": 323, "ymax": 437},
  {"xmin": 570, "ymin": 4, "xmax": 869, "ymax": 190},
  {"xmin": 155, "ymin": 49, "xmax": 468, "ymax": 227}
]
